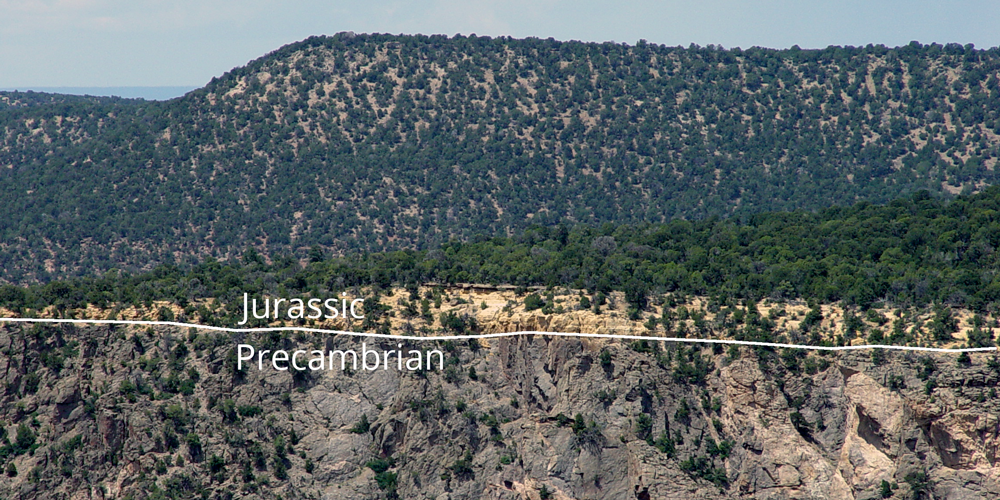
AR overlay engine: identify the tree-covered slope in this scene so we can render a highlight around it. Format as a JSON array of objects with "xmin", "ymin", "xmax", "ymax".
[
  {"xmin": 7, "ymin": 187, "xmax": 1000, "ymax": 325},
  {"xmin": 2, "ymin": 33, "xmax": 1000, "ymax": 282}
]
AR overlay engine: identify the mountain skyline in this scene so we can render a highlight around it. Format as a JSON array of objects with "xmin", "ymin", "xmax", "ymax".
[
  {"xmin": 0, "ymin": 87, "xmax": 198, "ymax": 101},
  {"xmin": 3, "ymin": 0, "xmax": 999, "ymax": 88}
]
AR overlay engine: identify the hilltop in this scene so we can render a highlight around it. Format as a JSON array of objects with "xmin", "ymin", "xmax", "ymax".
[{"xmin": 2, "ymin": 34, "xmax": 1000, "ymax": 282}]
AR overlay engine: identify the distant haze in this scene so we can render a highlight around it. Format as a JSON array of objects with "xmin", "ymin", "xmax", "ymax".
[{"xmin": 0, "ymin": 87, "xmax": 197, "ymax": 101}]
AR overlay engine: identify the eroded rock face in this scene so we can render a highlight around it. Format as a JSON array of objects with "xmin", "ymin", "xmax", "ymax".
[{"xmin": 1, "ymin": 319, "xmax": 999, "ymax": 500}]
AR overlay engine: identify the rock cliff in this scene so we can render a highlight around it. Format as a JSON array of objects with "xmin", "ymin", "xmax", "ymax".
[{"xmin": 1, "ymin": 290, "xmax": 998, "ymax": 499}]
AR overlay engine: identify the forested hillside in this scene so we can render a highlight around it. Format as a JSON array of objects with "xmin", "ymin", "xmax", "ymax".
[
  {"xmin": 2, "ymin": 33, "xmax": 1000, "ymax": 282},
  {"xmin": 5, "ymin": 188, "xmax": 1000, "ymax": 340}
]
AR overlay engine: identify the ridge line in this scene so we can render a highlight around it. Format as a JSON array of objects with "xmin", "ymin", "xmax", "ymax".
[{"xmin": 1, "ymin": 317, "xmax": 996, "ymax": 353}]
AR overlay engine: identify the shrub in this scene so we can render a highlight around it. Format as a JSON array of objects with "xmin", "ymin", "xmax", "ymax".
[
  {"xmin": 220, "ymin": 399, "xmax": 238, "ymax": 423},
  {"xmin": 237, "ymin": 405, "xmax": 262, "ymax": 418},
  {"xmin": 904, "ymin": 471, "xmax": 928, "ymax": 498},
  {"xmin": 635, "ymin": 414, "xmax": 653, "ymax": 441},
  {"xmin": 539, "ymin": 485, "xmax": 553, "ymax": 500},
  {"xmin": 599, "ymin": 349, "xmax": 612, "ymax": 369},
  {"xmin": 208, "ymin": 454, "xmax": 225, "ymax": 474},
  {"xmin": 653, "ymin": 432, "xmax": 675, "ymax": 456},
  {"xmin": 22, "ymin": 373, "xmax": 40, "ymax": 394},
  {"xmin": 451, "ymin": 450, "xmax": 474, "ymax": 479},
  {"xmin": 366, "ymin": 458, "xmax": 398, "ymax": 492},
  {"xmin": 523, "ymin": 293, "xmax": 544, "ymax": 311},
  {"xmin": 366, "ymin": 458, "xmax": 394, "ymax": 474},
  {"xmin": 272, "ymin": 457, "xmax": 288, "ymax": 480},
  {"xmin": 274, "ymin": 435, "xmax": 286, "ymax": 457},
  {"xmin": 871, "ymin": 348, "xmax": 887, "ymax": 366},
  {"xmin": 879, "ymin": 479, "xmax": 893, "ymax": 498},
  {"xmin": 680, "ymin": 455, "xmax": 728, "ymax": 488},
  {"xmin": 13, "ymin": 424, "xmax": 36, "ymax": 455},
  {"xmin": 350, "ymin": 414, "xmax": 370, "ymax": 434},
  {"xmin": 375, "ymin": 470, "xmax": 397, "ymax": 491}
]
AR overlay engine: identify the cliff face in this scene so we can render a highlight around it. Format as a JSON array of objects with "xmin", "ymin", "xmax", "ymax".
[{"xmin": 1, "ymin": 305, "xmax": 999, "ymax": 499}]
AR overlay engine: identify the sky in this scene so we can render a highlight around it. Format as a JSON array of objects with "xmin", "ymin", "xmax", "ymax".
[{"xmin": 1, "ymin": 0, "xmax": 999, "ymax": 98}]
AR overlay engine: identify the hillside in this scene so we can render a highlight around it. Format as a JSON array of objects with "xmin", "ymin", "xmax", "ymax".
[
  {"xmin": 2, "ymin": 34, "xmax": 1000, "ymax": 282},
  {"xmin": 2, "ymin": 288, "xmax": 999, "ymax": 499},
  {"xmin": 5, "ymin": 187, "xmax": 1000, "ymax": 321}
]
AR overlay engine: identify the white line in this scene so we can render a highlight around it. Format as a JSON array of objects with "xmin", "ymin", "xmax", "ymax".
[{"xmin": 1, "ymin": 317, "xmax": 997, "ymax": 353}]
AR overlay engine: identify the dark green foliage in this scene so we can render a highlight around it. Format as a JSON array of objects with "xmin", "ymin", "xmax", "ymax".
[
  {"xmin": 450, "ymin": 450, "xmax": 474, "ymax": 479},
  {"xmin": 988, "ymin": 356, "xmax": 1000, "ymax": 372},
  {"xmin": 22, "ymin": 372, "xmax": 40, "ymax": 394},
  {"xmin": 554, "ymin": 413, "xmax": 572, "ymax": 428},
  {"xmin": 930, "ymin": 306, "xmax": 959, "ymax": 342},
  {"xmin": 440, "ymin": 311, "xmax": 476, "ymax": 334},
  {"xmin": 706, "ymin": 438, "xmax": 734, "ymax": 459},
  {"xmin": 871, "ymin": 349, "xmax": 887, "ymax": 366},
  {"xmin": 365, "ymin": 457, "xmax": 394, "ymax": 474},
  {"xmin": 350, "ymin": 414, "xmax": 370, "ymax": 434},
  {"xmin": 374, "ymin": 470, "xmax": 397, "ymax": 492},
  {"xmin": 636, "ymin": 414, "xmax": 654, "ymax": 441},
  {"xmin": 6, "ymin": 187, "xmax": 1000, "ymax": 324},
  {"xmin": 220, "ymin": 399, "xmax": 238, "ymax": 423},
  {"xmin": 905, "ymin": 470, "xmax": 929, "ymax": 499},
  {"xmin": 924, "ymin": 378, "xmax": 938, "ymax": 395},
  {"xmin": 539, "ymin": 485, "xmax": 553, "ymax": 500},
  {"xmin": 790, "ymin": 411, "xmax": 813, "ymax": 439},
  {"xmin": 630, "ymin": 340, "xmax": 655, "ymax": 353},
  {"xmin": 624, "ymin": 279, "xmax": 649, "ymax": 311},
  {"xmin": 652, "ymin": 432, "xmax": 676, "ymax": 456},
  {"xmin": 673, "ymin": 351, "xmax": 711, "ymax": 384},
  {"xmin": 680, "ymin": 455, "xmax": 729, "ymax": 488},
  {"xmin": 573, "ymin": 419, "xmax": 605, "ymax": 450},
  {"xmin": 523, "ymin": 294, "xmax": 544, "ymax": 312},
  {"xmin": 675, "ymin": 399, "xmax": 692, "ymax": 424},
  {"xmin": 599, "ymin": 349, "xmax": 612, "ymax": 370},
  {"xmin": 3, "ymin": 35, "xmax": 1000, "ymax": 284},
  {"xmin": 163, "ymin": 430, "xmax": 180, "ymax": 451},
  {"xmin": 248, "ymin": 443, "xmax": 266, "ymax": 469},
  {"xmin": 62, "ymin": 435, "xmax": 83, "ymax": 455},
  {"xmin": 957, "ymin": 352, "xmax": 971, "ymax": 365},
  {"xmin": 207, "ymin": 454, "xmax": 225, "ymax": 474},
  {"xmin": 917, "ymin": 356, "xmax": 937, "ymax": 380},
  {"xmin": 801, "ymin": 307, "xmax": 823, "ymax": 331},
  {"xmin": 272, "ymin": 456, "xmax": 288, "ymax": 480},
  {"xmin": 273, "ymin": 435, "xmax": 286, "ymax": 457},
  {"xmin": 966, "ymin": 325, "xmax": 995, "ymax": 348},
  {"xmin": 13, "ymin": 424, "xmax": 36, "ymax": 455},
  {"xmin": 162, "ymin": 372, "xmax": 197, "ymax": 396},
  {"xmin": 185, "ymin": 433, "xmax": 203, "ymax": 461},
  {"xmin": 880, "ymin": 479, "xmax": 894, "ymax": 498},
  {"xmin": 237, "ymin": 405, "xmax": 262, "ymax": 418}
]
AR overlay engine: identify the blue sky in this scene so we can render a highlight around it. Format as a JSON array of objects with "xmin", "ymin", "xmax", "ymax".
[{"xmin": 2, "ymin": 0, "xmax": 998, "ymax": 91}]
